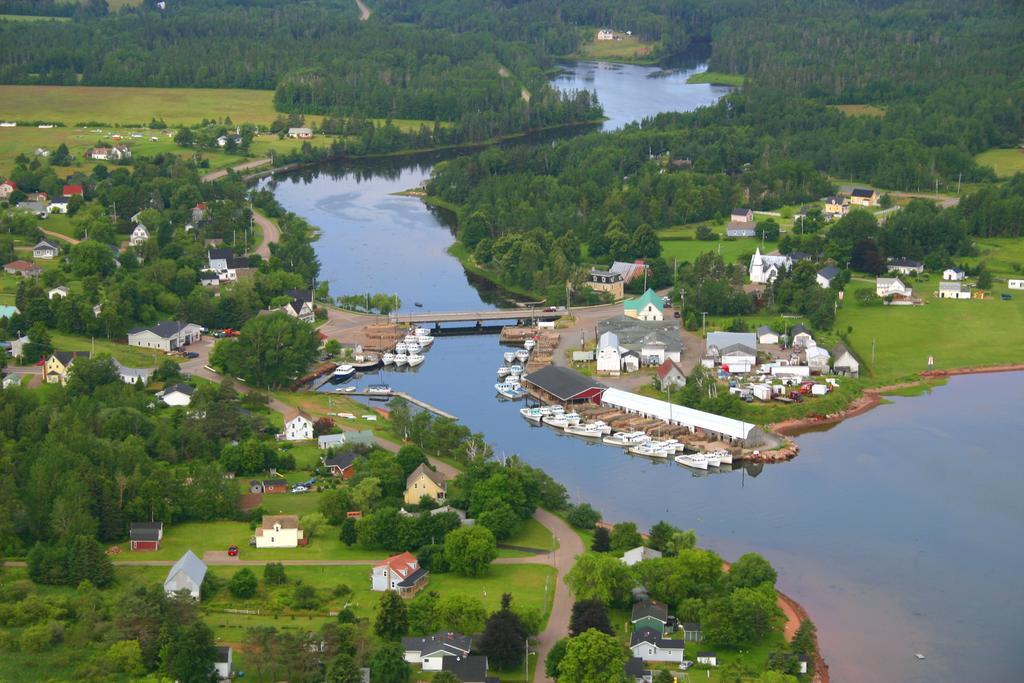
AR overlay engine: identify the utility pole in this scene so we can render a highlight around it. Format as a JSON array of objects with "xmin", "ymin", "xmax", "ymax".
[
  {"xmin": 957, "ymin": 173, "xmax": 962, "ymax": 194},
  {"xmin": 872, "ymin": 337, "xmax": 876, "ymax": 365},
  {"xmin": 702, "ymin": 311, "xmax": 708, "ymax": 350}
]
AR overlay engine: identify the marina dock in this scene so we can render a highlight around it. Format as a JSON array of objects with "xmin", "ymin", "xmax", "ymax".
[{"xmin": 329, "ymin": 389, "xmax": 457, "ymax": 420}]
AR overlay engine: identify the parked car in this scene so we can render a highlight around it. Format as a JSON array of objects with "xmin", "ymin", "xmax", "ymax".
[
  {"xmin": 227, "ymin": 545, "xmax": 239, "ymax": 557},
  {"xmin": 184, "ymin": 351, "xmax": 199, "ymax": 359},
  {"xmin": 673, "ymin": 311, "xmax": 681, "ymax": 318},
  {"xmin": 1001, "ymin": 293, "xmax": 1012, "ymax": 300},
  {"xmin": 210, "ymin": 330, "xmax": 225, "ymax": 338},
  {"xmin": 291, "ymin": 485, "xmax": 309, "ymax": 494}
]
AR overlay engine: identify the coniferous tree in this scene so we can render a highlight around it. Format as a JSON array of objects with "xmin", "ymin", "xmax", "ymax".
[{"xmin": 478, "ymin": 594, "xmax": 528, "ymax": 670}]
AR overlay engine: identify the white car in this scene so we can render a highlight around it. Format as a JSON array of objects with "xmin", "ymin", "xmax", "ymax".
[{"xmin": 290, "ymin": 485, "xmax": 309, "ymax": 494}]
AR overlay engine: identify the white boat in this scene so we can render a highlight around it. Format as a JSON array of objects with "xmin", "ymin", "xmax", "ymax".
[
  {"xmin": 543, "ymin": 414, "xmax": 571, "ymax": 429},
  {"xmin": 708, "ymin": 449, "xmax": 733, "ymax": 465},
  {"xmin": 406, "ymin": 341, "xmax": 421, "ymax": 354},
  {"xmin": 588, "ymin": 421, "xmax": 613, "ymax": 435},
  {"xmin": 497, "ymin": 366, "xmax": 511, "ymax": 377},
  {"xmin": 674, "ymin": 453, "xmax": 710, "ymax": 470},
  {"xmin": 514, "ymin": 349, "xmax": 530, "ymax": 362},
  {"xmin": 394, "ymin": 353, "xmax": 409, "ymax": 367},
  {"xmin": 415, "ymin": 334, "xmax": 434, "ymax": 348},
  {"xmin": 519, "ymin": 407, "xmax": 547, "ymax": 423},
  {"xmin": 366, "ymin": 384, "xmax": 392, "ymax": 394},
  {"xmin": 523, "ymin": 338, "xmax": 536, "ymax": 351},
  {"xmin": 333, "ymin": 364, "xmax": 355, "ymax": 380},
  {"xmin": 495, "ymin": 382, "xmax": 526, "ymax": 399},
  {"xmin": 415, "ymin": 327, "xmax": 432, "ymax": 337},
  {"xmin": 562, "ymin": 411, "xmax": 582, "ymax": 425},
  {"xmin": 381, "ymin": 352, "xmax": 395, "ymax": 366},
  {"xmin": 507, "ymin": 374, "xmax": 521, "ymax": 385},
  {"xmin": 407, "ymin": 353, "xmax": 425, "ymax": 367},
  {"xmin": 703, "ymin": 451, "xmax": 721, "ymax": 467},
  {"xmin": 503, "ymin": 351, "xmax": 516, "ymax": 363},
  {"xmin": 508, "ymin": 364, "xmax": 523, "ymax": 375},
  {"xmin": 603, "ymin": 431, "xmax": 644, "ymax": 446},
  {"xmin": 565, "ymin": 422, "xmax": 604, "ymax": 438},
  {"xmin": 395, "ymin": 342, "xmax": 408, "ymax": 354},
  {"xmin": 404, "ymin": 334, "xmax": 419, "ymax": 344},
  {"xmin": 629, "ymin": 442, "xmax": 672, "ymax": 458}
]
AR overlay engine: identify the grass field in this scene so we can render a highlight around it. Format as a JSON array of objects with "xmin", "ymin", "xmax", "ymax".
[
  {"xmin": 974, "ymin": 147, "xmax": 1024, "ymax": 179},
  {"xmin": 686, "ymin": 71, "xmax": 746, "ymax": 87},
  {"xmin": 0, "ymin": 14, "xmax": 71, "ymax": 22},
  {"xmin": 835, "ymin": 281, "xmax": 1024, "ymax": 381},
  {"xmin": 49, "ymin": 331, "xmax": 170, "ymax": 366},
  {"xmin": 962, "ymin": 237, "xmax": 1024, "ymax": 278},
  {"xmin": 658, "ymin": 225, "xmax": 764, "ymax": 266},
  {"xmin": 574, "ymin": 34, "xmax": 657, "ymax": 61},
  {"xmin": 833, "ymin": 104, "xmax": 887, "ymax": 117}
]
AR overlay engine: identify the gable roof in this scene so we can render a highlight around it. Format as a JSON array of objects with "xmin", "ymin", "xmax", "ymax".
[
  {"xmin": 215, "ymin": 646, "xmax": 231, "ymax": 664},
  {"xmin": 630, "ymin": 628, "xmax": 679, "ymax": 649},
  {"xmin": 208, "ymin": 247, "xmax": 233, "ymax": 260},
  {"xmin": 756, "ymin": 325, "xmax": 777, "ymax": 337},
  {"xmin": 888, "ymin": 257, "xmax": 923, "ymax": 268},
  {"xmin": 33, "ymin": 239, "xmax": 59, "ymax": 251},
  {"xmin": 259, "ymin": 514, "xmax": 299, "ymax": 530},
  {"xmin": 706, "ymin": 331, "xmax": 756, "ymax": 351},
  {"xmin": 441, "ymin": 655, "xmax": 488, "ymax": 682},
  {"xmin": 598, "ymin": 330, "xmax": 619, "ymax": 349},
  {"xmin": 4, "ymin": 260, "xmax": 40, "ymax": 272},
  {"xmin": 521, "ymin": 365, "xmax": 606, "ymax": 402},
  {"xmin": 167, "ymin": 550, "xmax": 207, "ymax": 586},
  {"xmin": 817, "ymin": 265, "xmax": 839, "ymax": 280},
  {"xmin": 63, "ymin": 184, "xmax": 83, "ymax": 196},
  {"xmin": 624, "ymin": 657, "xmax": 647, "ymax": 678},
  {"xmin": 609, "ymin": 261, "xmax": 648, "ymax": 282},
  {"xmin": 656, "ymin": 358, "xmax": 683, "ymax": 379},
  {"xmin": 624, "ymin": 289, "xmax": 664, "ymax": 313},
  {"xmin": 401, "ymin": 632, "xmax": 472, "ymax": 657},
  {"xmin": 130, "ymin": 521, "xmax": 163, "ymax": 541},
  {"xmin": 51, "ymin": 350, "xmax": 88, "ymax": 366},
  {"xmin": 323, "ymin": 451, "xmax": 357, "ymax": 470},
  {"xmin": 851, "ymin": 187, "xmax": 875, "ymax": 198},
  {"xmin": 128, "ymin": 320, "xmax": 197, "ymax": 339},
  {"xmin": 631, "ymin": 600, "xmax": 669, "ymax": 623},
  {"xmin": 283, "ymin": 407, "xmax": 312, "ymax": 424},
  {"xmin": 407, "ymin": 463, "xmax": 446, "ymax": 489},
  {"xmin": 718, "ymin": 343, "xmax": 756, "ymax": 357},
  {"xmin": 163, "ymin": 383, "xmax": 195, "ymax": 396},
  {"xmin": 790, "ymin": 324, "xmax": 811, "ymax": 336}
]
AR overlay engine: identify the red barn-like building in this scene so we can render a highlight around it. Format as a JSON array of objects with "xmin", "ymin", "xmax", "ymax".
[{"xmin": 130, "ymin": 521, "xmax": 164, "ymax": 551}]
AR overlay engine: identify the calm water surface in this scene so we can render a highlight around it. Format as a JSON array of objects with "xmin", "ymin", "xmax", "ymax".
[{"xmin": 270, "ymin": 62, "xmax": 1024, "ymax": 682}]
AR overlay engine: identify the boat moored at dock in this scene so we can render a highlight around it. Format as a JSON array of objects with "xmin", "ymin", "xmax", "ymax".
[
  {"xmin": 333, "ymin": 364, "xmax": 355, "ymax": 381},
  {"xmin": 381, "ymin": 352, "xmax": 395, "ymax": 366},
  {"xmin": 407, "ymin": 353, "xmax": 425, "ymax": 367}
]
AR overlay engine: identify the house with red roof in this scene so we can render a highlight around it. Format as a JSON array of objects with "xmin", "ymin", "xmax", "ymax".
[
  {"xmin": 0, "ymin": 180, "xmax": 17, "ymax": 200},
  {"xmin": 656, "ymin": 359, "xmax": 686, "ymax": 389},
  {"xmin": 62, "ymin": 184, "xmax": 84, "ymax": 197},
  {"xmin": 371, "ymin": 551, "xmax": 429, "ymax": 594}
]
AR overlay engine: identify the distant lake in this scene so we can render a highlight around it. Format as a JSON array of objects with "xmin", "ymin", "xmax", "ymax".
[{"xmin": 269, "ymin": 62, "xmax": 1024, "ymax": 682}]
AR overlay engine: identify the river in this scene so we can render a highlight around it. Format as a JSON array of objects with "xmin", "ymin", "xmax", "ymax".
[{"xmin": 267, "ymin": 62, "xmax": 1024, "ymax": 682}]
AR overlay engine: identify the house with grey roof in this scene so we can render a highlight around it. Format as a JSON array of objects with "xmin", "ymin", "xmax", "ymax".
[
  {"xmin": 112, "ymin": 359, "xmax": 155, "ymax": 385},
  {"xmin": 127, "ymin": 321, "xmax": 202, "ymax": 351},
  {"xmin": 597, "ymin": 316, "xmax": 683, "ymax": 366},
  {"xmin": 164, "ymin": 550, "xmax": 207, "ymax": 599},
  {"xmin": 402, "ymin": 632, "xmax": 472, "ymax": 670},
  {"xmin": 816, "ymin": 265, "xmax": 840, "ymax": 288}
]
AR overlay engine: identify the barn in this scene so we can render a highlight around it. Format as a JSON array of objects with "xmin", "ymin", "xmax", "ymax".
[
  {"xmin": 130, "ymin": 521, "xmax": 164, "ymax": 551},
  {"xmin": 522, "ymin": 365, "xmax": 606, "ymax": 404}
]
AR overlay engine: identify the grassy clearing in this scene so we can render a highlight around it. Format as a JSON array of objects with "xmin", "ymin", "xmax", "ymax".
[
  {"xmin": 272, "ymin": 391, "xmax": 398, "ymax": 443},
  {"xmin": 686, "ymin": 71, "xmax": 746, "ymax": 87},
  {"xmin": 962, "ymin": 237, "xmax": 1024, "ymax": 278},
  {"xmin": 49, "ymin": 331, "xmax": 169, "ymax": 366},
  {"xmin": 833, "ymin": 103, "xmax": 887, "ymax": 117},
  {"xmin": 573, "ymin": 32, "xmax": 657, "ymax": 62},
  {"xmin": 658, "ymin": 225, "xmax": 763, "ymax": 266},
  {"xmin": 836, "ymin": 280, "xmax": 1024, "ymax": 381},
  {"xmin": 0, "ymin": 14, "xmax": 71, "ymax": 22},
  {"xmin": 974, "ymin": 147, "xmax": 1024, "ymax": 179},
  {"xmin": 497, "ymin": 518, "xmax": 557, "ymax": 558}
]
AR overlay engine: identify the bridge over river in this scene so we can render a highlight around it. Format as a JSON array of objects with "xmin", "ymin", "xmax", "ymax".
[{"xmin": 387, "ymin": 307, "xmax": 564, "ymax": 326}]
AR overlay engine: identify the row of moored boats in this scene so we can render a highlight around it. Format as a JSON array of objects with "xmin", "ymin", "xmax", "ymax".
[
  {"xmin": 518, "ymin": 404, "xmax": 733, "ymax": 470},
  {"xmin": 381, "ymin": 328, "xmax": 434, "ymax": 369},
  {"xmin": 495, "ymin": 338, "xmax": 536, "ymax": 399}
]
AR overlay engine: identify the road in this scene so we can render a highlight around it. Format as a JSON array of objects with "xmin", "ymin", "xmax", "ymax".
[
  {"xmin": 38, "ymin": 227, "xmax": 80, "ymax": 245},
  {"xmin": 251, "ymin": 209, "xmax": 280, "ymax": 260},
  {"xmin": 201, "ymin": 157, "xmax": 272, "ymax": 183}
]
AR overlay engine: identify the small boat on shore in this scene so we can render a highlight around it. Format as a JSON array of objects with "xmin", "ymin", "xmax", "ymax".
[
  {"xmin": 524, "ymin": 339, "xmax": 536, "ymax": 351},
  {"xmin": 394, "ymin": 353, "xmax": 409, "ymax": 367},
  {"xmin": 333, "ymin": 364, "xmax": 355, "ymax": 381},
  {"xmin": 514, "ymin": 349, "xmax": 530, "ymax": 362},
  {"xmin": 503, "ymin": 351, "xmax": 516, "ymax": 363},
  {"xmin": 381, "ymin": 352, "xmax": 395, "ymax": 366},
  {"xmin": 495, "ymin": 382, "xmax": 526, "ymax": 399},
  {"xmin": 407, "ymin": 353, "xmax": 425, "ymax": 367},
  {"xmin": 497, "ymin": 366, "xmax": 511, "ymax": 378}
]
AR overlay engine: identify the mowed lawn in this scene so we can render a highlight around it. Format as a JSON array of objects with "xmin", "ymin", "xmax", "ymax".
[
  {"xmin": 974, "ymin": 147, "xmax": 1024, "ymax": 179},
  {"xmin": 836, "ymin": 282, "xmax": 1024, "ymax": 381},
  {"xmin": 962, "ymin": 237, "xmax": 1024, "ymax": 278},
  {"xmin": 659, "ymin": 232, "xmax": 763, "ymax": 266},
  {"xmin": 574, "ymin": 32, "xmax": 657, "ymax": 61}
]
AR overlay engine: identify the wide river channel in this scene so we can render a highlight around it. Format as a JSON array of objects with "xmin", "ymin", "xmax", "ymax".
[{"xmin": 268, "ymin": 61, "xmax": 1024, "ymax": 682}]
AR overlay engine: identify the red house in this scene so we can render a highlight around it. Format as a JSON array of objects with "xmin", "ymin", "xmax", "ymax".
[
  {"xmin": 249, "ymin": 478, "xmax": 289, "ymax": 494},
  {"xmin": 62, "ymin": 184, "xmax": 84, "ymax": 197},
  {"xmin": 322, "ymin": 452, "xmax": 357, "ymax": 479},
  {"xmin": 129, "ymin": 521, "xmax": 164, "ymax": 551}
]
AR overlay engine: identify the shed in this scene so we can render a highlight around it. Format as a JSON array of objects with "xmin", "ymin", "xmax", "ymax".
[
  {"xmin": 129, "ymin": 521, "xmax": 164, "ymax": 551},
  {"xmin": 521, "ymin": 365, "xmax": 606, "ymax": 403}
]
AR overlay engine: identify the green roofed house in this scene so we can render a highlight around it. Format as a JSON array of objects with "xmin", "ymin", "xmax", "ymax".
[
  {"xmin": 631, "ymin": 600, "xmax": 670, "ymax": 634},
  {"xmin": 623, "ymin": 289, "xmax": 664, "ymax": 322}
]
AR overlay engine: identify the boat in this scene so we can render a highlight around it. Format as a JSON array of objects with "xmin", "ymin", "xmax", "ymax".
[
  {"xmin": 415, "ymin": 334, "xmax": 434, "ymax": 348},
  {"xmin": 503, "ymin": 351, "xmax": 516, "ymax": 363},
  {"xmin": 519, "ymin": 407, "xmax": 548, "ymax": 423},
  {"xmin": 588, "ymin": 420, "xmax": 613, "ymax": 435},
  {"xmin": 629, "ymin": 442, "xmax": 672, "ymax": 458},
  {"xmin": 508, "ymin": 364, "xmax": 524, "ymax": 375},
  {"xmin": 404, "ymin": 334, "xmax": 419, "ymax": 344},
  {"xmin": 497, "ymin": 366, "xmax": 511, "ymax": 377},
  {"xmin": 333, "ymin": 364, "xmax": 355, "ymax": 380},
  {"xmin": 395, "ymin": 342, "xmax": 408, "ymax": 354},
  {"xmin": 406, "ymin": 341, "xmax": 421, "ymax": 354},
  {"xmin": 565, "ymin": 422, "xmax": 604, "ymax": 438},
  {"xmin": 414, "ymin": 302, "xmax": 423, "ymax": 307},
  {"xmin": 407, "ymin": 353, "xmax": 425, "ymax": 367},
  {"xmin": 495, "ymin": 382, "xmax": 526, "ymax": 399},
  {"xmin": 394, "ymin": 353, "xmax": 409, "ymax": 367},
  {"xmin": 514, "ymin": 349, "xmax": 530, "ymax": 362},
  {"xmin": 381, "ymin": 352, "xmax": 395, "ymax": 366},
  {"xmin": 366, "ymin": 384, "xmax": 392, "ymax": 394},
  {"xmin": 523, "ymin": 338, "xmax": 536, "ymax": 351},
  {"xmin": 543, "ymin": 414, "xmax": 571, "ymax": 429},
  {"xmin": 703, "ymin": 451, "xmax": 722, "ymax": 467},
  {"xmin": 507, "ymin": 374, "xmax": 521, "ymax": 385},
  {"xmin": 562, "ymin": 411, "xmax": 582, "ymax": 425},
  {"xmin": 344, "ymin": 386, "xmax": 356, "ymax": 392},
  {"xmin": 708, "ymin": 448, "xmax": 733, "ymax": 465},
  {"xmin": 674, "ymin": 453, "xmax": 709, "ymax": 470},
  {"xmin": 603, "ymin": 431, "xmax": 648, "ymax": 446},
  {"xmin": 414, "ymin": 327, "xmax": 432, "ymax": 337}
]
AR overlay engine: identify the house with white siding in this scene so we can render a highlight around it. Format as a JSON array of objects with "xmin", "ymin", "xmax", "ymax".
[
  {"xmin": 282, "ymin": 408, "xmax": 314, "ymax": 441},
  {"xmin": 630, "ymin": 629, "xmax": 685, "ymax": 663}
]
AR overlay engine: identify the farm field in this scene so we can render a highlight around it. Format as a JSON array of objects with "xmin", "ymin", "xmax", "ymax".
[
  {"xmin": 657, "ymin": 224, "xmax": 765, "ymax": 266},
  {"xmin": 686, "ymin": 71, "xmax": 746, "ymax": 87},
  {"xmin": 0, "ymin": 14, "xmax": 71, "ymax": 22},
  {"xmin": 974, "ymin": 147, "xmax": 1024, "ymax": 179},
  {"xmin": 962, "ymin": 237, "xmax": 1024, "ymax": 278},
  {"xmin": 572, "ymin": 31, "xmax": 657, "ymax": 62},
  {"xmin": 832, "ymin": 103, "xmax": 887, "ymax": 117},
  {"xmin": 835, "ymin": 281, "xmax": 1024, "ymax": 381}
]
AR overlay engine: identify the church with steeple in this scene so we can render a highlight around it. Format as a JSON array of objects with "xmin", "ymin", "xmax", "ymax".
[{"xmin": 748, "ymin": 247, "xmax": 793, "ymax": 284}]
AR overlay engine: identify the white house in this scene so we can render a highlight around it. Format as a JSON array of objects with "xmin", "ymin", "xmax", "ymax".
[
  {"xmin": 130, "ymin": 224, "xmax": 150, "ymax": 246},
  {"xmin": 656, "ymin": 359, "xmax": 686, "ymax": 389},
  {"xmin": 621, "ymin": 546, "xmax": 662, "ymax": 567},
  {"xmin": 372, "ymin": 552, "xmax": 429, "ymax": 594},
  {"xmin": 279, "ymin": 297, "xmax": 315, "ymax": 323},
  {"xmin": 876, "ymin": 277, "xmax": 912, "ymax": 298},
  {"xmin": 832, "ymin": 342, "xmax": 859, "ymax": 377},
  {"xmin": 214, "ymin": 647, "xmax": 233, "ymax": 680},
  {"xmin": 630, "ymin": 629, "xmax": 685, "ymax": 663},
  {"xmin": 596, "ymin": 331, "xmax": 622, "ymax": 373},
  {"xmin": 937, "ymin": 281, "xmax": 971, "ymax": 299},
  {"xmin": 112, "ymin": 359, "xmax": 155, "ymax": 385},
  {"xmin": 623, "ymin": 289, "xmax": 664, "ymax": 322},
  {"xmin": 789, "ymin": 324, "xmax": 814, "ymax": 348},
  {"xmin": 748, "ymin": 248, "xmax": 792, "ymax": 284},
  {"xmin": 254, "ymin": 515, "xmax": 304, "ymax": 548},
  {"xmin": 1008, "ymin": 279, "xmax": 1024, "ymax": 290},
  {"xmin": 287, "ymin": 127, "xmax": 314, "ymax": 139},
  {"xmin": 402, "ymin": 632, "xmax": 472, "ymax": 670},
  {"xmin": 207, "ymin": 248, "xmax": 232, "ymax": 272},
  {"xmin": 160, "ymin": 383, "xmax": 195, "ymax": 406},
  {"xmin": 127, "ymin": 321, "xmax": 203, "ymax": 351},
  {"xmin": 756, "ymin": 325, "xmax": 779, "ymax": 345},
  {"xmin": 7, "ymin": 335, "xmax": 30, "ymax": 359},
  {"xmin": 47, "ymin": 197, "xmax": 70, "ymax": 214},
  {"xmin": 942, "ymin": 268, "xmax": 965, "ymax": 281},
  {"xmin": 47, "ymin": 285, "xmax": 69, "ymax": 300},
  {"xmin": 32, "ymin": 240, "xmax": 61, "ymax": 260},
  {"xmin": 597, "ymin": 29, "xmax": 615, "ymax": 40},
  {"xmin": 887, "ymin": 258, "xmax": 924, "ymax": 275},
  {"xmin": 806, "ymin": 345, "xmax": 831, "ymax": 374},
  {"xmin": 696, "ymin": 652, "xmax": 718, "ymax": 667},
  {"xmin": 283, "ymin": 409, "xmax": 314, "ymax": 441},
  {"xmin": 164, "ymin": 550, "xmax": 207, "ymax": 600},
  {"xmin": 816, "ymin": 265, "xmax": 839, "ymax": 289}
]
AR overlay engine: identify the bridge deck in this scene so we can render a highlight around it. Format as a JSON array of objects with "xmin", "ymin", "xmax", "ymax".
[{"xmin": 390, "ymin": 309, "xmax": 562, "ymax": 324}]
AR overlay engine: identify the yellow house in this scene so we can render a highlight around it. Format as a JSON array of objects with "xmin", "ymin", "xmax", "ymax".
[
  {"xmin": 824, "ymin": 196, "xmax": 848, "ymax": 219},
  {"xmin": 44, "ymin": 351, "xmax": 89, "ymax": 385},
  {"xmin": 404, "ymin": 464, "xmax": 447, "ymax": 505},
  {"xmin": 849, "ymin": 188, "xmax": 878, "ymax": 207},
  {"xmin": 587, "ymin": 269, "xmax": 625, "ymax": 299}
]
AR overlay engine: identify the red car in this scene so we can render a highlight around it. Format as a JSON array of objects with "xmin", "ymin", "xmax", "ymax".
[{"xmin": 227, "ymin": 545, "xmax": 239, "ymax": 557}]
